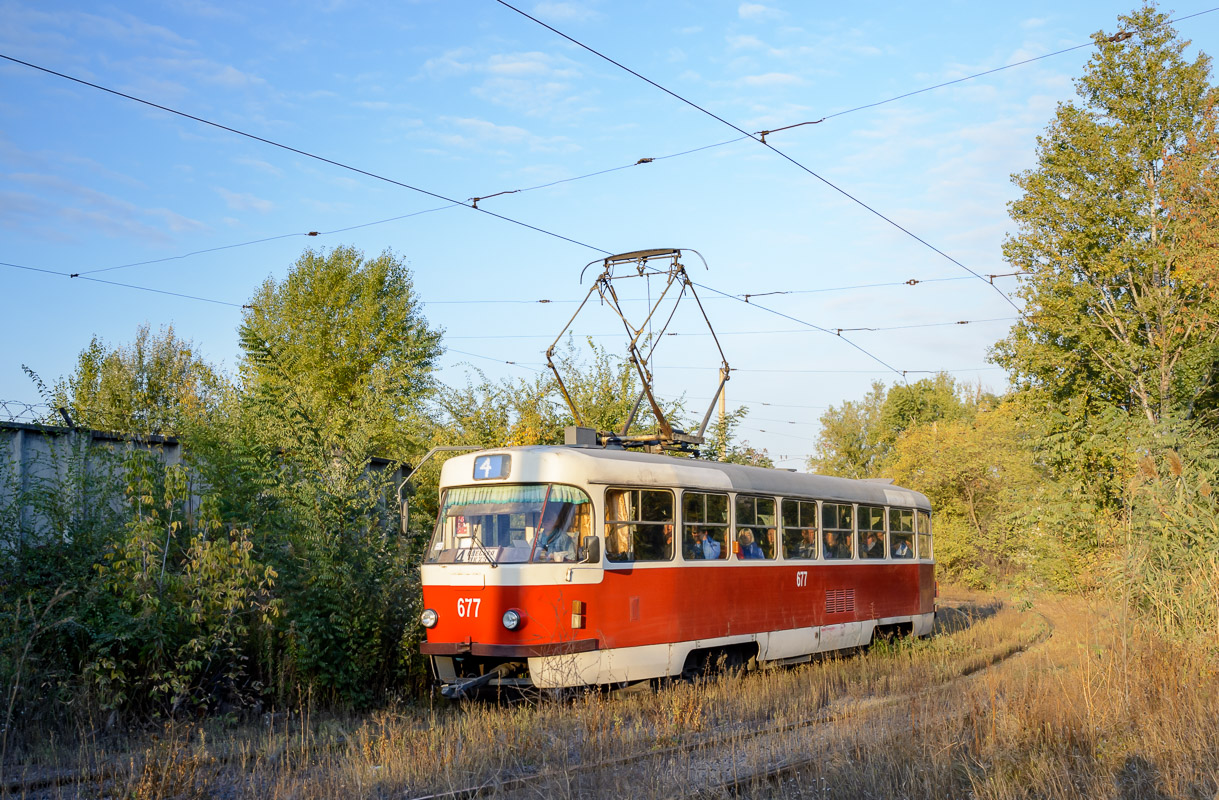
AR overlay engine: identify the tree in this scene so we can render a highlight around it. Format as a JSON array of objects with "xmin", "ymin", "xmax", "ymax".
[
  {"xmin": 239, "ymin": 246, "xmax": 442, "ymax": 458},
  {"xmin": 809, "ymin": 375, "xmax": 974, "ymax": 477},
  {"xmin": 32, "ymin": 323, "xmax": 225, "ymax": 434},
  {"xmin": 885, "ymin": 402, "xmax": 1038, "ymax": 587},
  {"xmin": 994, "ymin": 4, "xmax": 1219, "ymax": 425},
  {"xmin": 808, "ymin": 381, "xmax": 887, "ymax": 478}
]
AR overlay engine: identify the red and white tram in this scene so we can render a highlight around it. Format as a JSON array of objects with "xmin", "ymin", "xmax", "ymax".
[{"xmin": 419, "ymin": 445, "xmax": 935, "ymax": 697}]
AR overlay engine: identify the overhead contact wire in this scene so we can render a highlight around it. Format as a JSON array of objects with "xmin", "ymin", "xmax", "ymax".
[
  {"xmin": 0, "ymin": 52, "xmax": 612, "ymax": 258},
  {"xmin": 493, "ymin": 0, "xmax": 1018, "ymax": 311}
]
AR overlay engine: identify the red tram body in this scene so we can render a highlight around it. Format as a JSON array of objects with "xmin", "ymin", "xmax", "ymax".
[{"xmin": 420, "ymin": 446, "xmax": 934, "ymax": 695}]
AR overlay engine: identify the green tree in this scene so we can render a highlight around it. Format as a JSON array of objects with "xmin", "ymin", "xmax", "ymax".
[
  {"xmin": 885, "ymin": 402, "xmax": 1039, "ymax": 587},
  {"xmin": 994, "ymin": 4, "xmax": 1219, "ymax": 425},
  {"xmin": 880, "ymin": 374, "xmax": 974, "ymax": 441},
  {"xmin": 33, "ymin": 323, "xmax": 225, "ymax": 435},
  {"xmin": 240, "ymin": 246, "xmax": 442, "ymax": 458},
  {"xmin": 809, "ymin": 375, "xmax": 974, "ymax": 477},
  {"xmin": 808, "ymin": 381, "xmax": 887, "ymax": 478}
]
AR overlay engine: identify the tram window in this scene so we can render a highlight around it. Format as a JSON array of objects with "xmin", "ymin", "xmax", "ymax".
[
  {"xmin": 605, "ymin": 488, "xmax": 675, "ymax": 562},
  {"xmin": 889, "ymin": 508, "xmax": 915, "ymax": 559},
  {"xmin": 916, "ymin": 510, "xmax": 933, "ymax": 560},
  {"xmin": 858, "ymin": 505, "xmax": 886, "ymax": 559},
  {"xmin": 427, "ymin": 484, "xmax": 592, "ymax": 564},
  {"xmin": 734, "ymin": 495, "xmax": 776, "ymax": 559},
  {"xmin": 682, "ymin": 491, "xmax": 728, "ymax": 560},
  {"xmin": 782, "ymin": 499, "xmax": 819, "ymax": 560},
  {"xmin": 822, "ymin": 503, "xmax": 853, "ymax": 559}
]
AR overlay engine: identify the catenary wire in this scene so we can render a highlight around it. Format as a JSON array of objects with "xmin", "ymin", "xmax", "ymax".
[
  {"xmin": 441, "ymin": 316, "xmax": 1015, "ymax": 340},
  {"xmin": 0, "ymin": 52, "xmax": 612, "ymax": 258},
  {"xmin": 2, "ymin": 51, "xmax": 1006, "ymax": 381},
  {"xmin": 493, "ymin": 0, "xmax": 1019, "ymax": 310},
  {"xmin": 6, "ymin": 7, "xmax": 1214, "ymax": 289},
  {"xmin": 816, "ymin": 6, "xmax": 1219, "ymax": 121},
  {"xmin": 0, "ymin": 260, "xmax": 245, "ymax": 307},
  {"xmin": 76, "ymin": 205, "xmax": 462, "ymax": 277}
]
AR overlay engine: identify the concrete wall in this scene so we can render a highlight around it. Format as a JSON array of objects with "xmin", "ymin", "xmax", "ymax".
[
  {"xmin": 1, "ymin": 420, "xmax": 408, "ymax": 543},
  {"xmin": 1, "ymin": 420, "xmax": 185, "ymax": 543}
]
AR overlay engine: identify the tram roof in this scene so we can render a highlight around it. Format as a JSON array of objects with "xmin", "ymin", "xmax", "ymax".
[{"xmin": 438, "ymin": 446, "xmax": 931, "ymax": 511}]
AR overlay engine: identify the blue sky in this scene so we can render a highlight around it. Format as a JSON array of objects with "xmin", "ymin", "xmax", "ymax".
[{"xmin": 2, "ymin": 1, "xmax": 1215, "ymax": 466}]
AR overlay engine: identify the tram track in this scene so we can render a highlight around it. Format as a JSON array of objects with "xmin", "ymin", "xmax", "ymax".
[
  {"xmin": 409, "ymin": 601, "xmax": 1053, "ymax": 800},
  {"xmin": 1, "ymin": 600, "xmax": 1047, "ymax": 799}
]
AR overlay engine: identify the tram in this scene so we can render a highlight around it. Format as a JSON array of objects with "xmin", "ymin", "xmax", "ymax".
[{"xmin": 418, "ymin": 440, "xmax": 935, "ymax": 697}]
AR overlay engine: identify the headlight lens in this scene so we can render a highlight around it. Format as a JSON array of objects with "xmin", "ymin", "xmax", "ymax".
[
  {"xmin": 502, "ymin": 609, "xmax": 521, "ymax": 630},
  {"xmin": 420, "ymin": 608, "xmax": 438, "ymax": 628}
]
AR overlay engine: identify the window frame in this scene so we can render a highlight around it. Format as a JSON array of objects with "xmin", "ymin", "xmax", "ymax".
[
  {"xmin": 821, "ymin": 501, "xmax": 855, "ymax": 560},
  {"xmin": 681, "ymin": 490, "xmax": 730, "ymax": 562},
  {"xmin": 857, "ymin": 504, "xmax": 886, "ymax": 560},
  {"xmin": 781, "ymin": 497, "xmax": 820, "ymax": 560},
  {"xmin": 733, "ymin": 493, "xmax": 778, "ymax": 560},
  {"xmin": 916, "ymin": 509, "xmax": 933, "ymax": 560},
  {"xmin": 604, "ymin": 486, "xmax": 676, "ymax": 563}
]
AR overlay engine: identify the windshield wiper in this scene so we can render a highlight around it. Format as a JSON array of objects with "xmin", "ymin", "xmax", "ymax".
[{"xmin": 462, "ymin": 534, "xmax": 499, "ymax": 568}]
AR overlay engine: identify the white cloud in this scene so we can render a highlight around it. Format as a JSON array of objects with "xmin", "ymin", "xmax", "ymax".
[
  {"xmin": 421, "ymin": 48, "xmax": 477, "ymax": 79},
  {"xmin": 233, "ymin": 157, "xmax": 283, "ymax": 177},
  {"xmin": 433, "ymin": 116, "xmax": 577, "ymax": 153},
  {"xmin": 727, "ymin": 34, "xmax": 765, "ymax": 50},
  {"xmin": 146, "ymin": 208, "xmax": 209, "ymax": 233},
  {"xmin": 533, "ymin": 2, "xmax": 598, "ymax": 23},
  {"xmin": 215, "ymin": 187, "xmax": 274, "ymax": 213},
  {"xmin": 738, "ymin": 72, "xmax": 804, "ymax": 87},
  {"xmin": 738, "ymin": 3, "xmax": 782, "ymax": 21},
  {"xmin": 486, "ymin": 51, "xmax": 578, "ymax": 79},
  {"xmin": 2, "ymin": 174, "xmax": 205, "ymax": 244}
]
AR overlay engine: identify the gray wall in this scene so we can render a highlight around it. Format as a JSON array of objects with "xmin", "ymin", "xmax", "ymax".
[{"xmin": 1, "ymin": 420, "xmax": 185, "ymax": 543}]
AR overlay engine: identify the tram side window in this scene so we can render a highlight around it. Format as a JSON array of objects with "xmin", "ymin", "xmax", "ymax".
[
  {"xmin": 605, "ymin": 488, "xmax": 675, "ymax": 562},
  {"xmin": 734, "ymin": 495, "xmax": 777, "ymax": 559},
  {"xmin": 858, "ymin": 505, "xmax": 885, "ymax": 559},
  {"xmin": 889, "ymin": 508, "xmax": 915, "ymax": 559},
  {"xmin": 682, "ymin": 491, "xmax": 729, "ymax": 560},
  {"xmin": 916, "ymin": 510, "xmax": 933, "ymax": 560},
  {"xmin": 822, "ymin": 503, "xmax": 853, "ymax": 559},
  {"xmin": 782, "ymin": 499, "xmax": 819, "ymax": 560}
]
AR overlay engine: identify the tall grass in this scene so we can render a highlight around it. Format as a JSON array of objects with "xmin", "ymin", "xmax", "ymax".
[{"xmin": 5, "ymin": 592, "xmax": 1214, "ymax": 799}]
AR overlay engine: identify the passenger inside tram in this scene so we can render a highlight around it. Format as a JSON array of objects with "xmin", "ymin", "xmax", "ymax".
[
  {"xmin": 824, "ymin": 529, "xmax": 850, "ymax": 559},
  {"xmin": 738, "ymin": 530, "xmax": 765, "ymax": 559}
]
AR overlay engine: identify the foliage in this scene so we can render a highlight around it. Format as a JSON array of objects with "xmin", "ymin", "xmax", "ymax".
[
  {"xmin": 810, "ymin": 375, "xmax": 974, "ymax": 478},
  {"xmin": 28, "ymin": 323, "xmax": 226, "ymax": 435},
  {"xmin": 1120, "ymin": 421, "xmax": 1219, "ymax": 644},
  {"xmin": 699, "ymin": 405, "xmax": 773, "ymax": 467},
  {"xmin": 240, "ymin": 245, "xmax": 442, "ymax": 459},
  {"xmin": 432, "ymin": 337, "xmax": 689, "ymax": 447},
  {"xmin": 808, "ymin": 381, "xmax": 887, "ymax": 478},
  {"xmin": 994, "ymin": 5, "xmax": 1219, "ymax": 425},
  {"xmin": 884, "ymin": 401, "xmax": 1038, "ymax": 588},
  {"xmin": 86, "ymin": 452, "xmax": 278, "ymax": 713}
]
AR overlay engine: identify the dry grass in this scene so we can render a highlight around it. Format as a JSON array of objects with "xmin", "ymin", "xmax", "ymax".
[{"xmin": 5, "ymin": 589, "xmax": 1216, "ymax": 799}]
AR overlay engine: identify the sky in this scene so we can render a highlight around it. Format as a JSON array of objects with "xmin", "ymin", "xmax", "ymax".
[{"xmin": 2, "ymin": 0, "xmax": 1217, "ymax": 467}]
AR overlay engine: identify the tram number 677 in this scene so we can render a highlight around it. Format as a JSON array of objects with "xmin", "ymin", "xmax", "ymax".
[
  {"xmin": 457, "ymin": 598, "xmax": 481, "ymax": 618},
  {"xmin": 795, "ymin": 571, "xmax": 808, "ymax": 588}
]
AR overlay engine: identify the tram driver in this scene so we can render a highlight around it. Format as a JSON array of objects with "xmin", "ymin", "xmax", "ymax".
[{"xmin": 535, "ymin": 504, "xmax": 577, "ymax": 562}]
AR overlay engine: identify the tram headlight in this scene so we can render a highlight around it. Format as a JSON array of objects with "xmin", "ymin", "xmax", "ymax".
[
  {"xmin": 421, "ymin": 608, "xmax": 438, "ymax": 628},
  {"xmin": 502, "ymin": 609, "xmax": 522, "ymax": 630}
]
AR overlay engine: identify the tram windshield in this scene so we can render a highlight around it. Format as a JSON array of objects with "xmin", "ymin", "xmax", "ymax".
[{"xmin": 426, "ymin": 484, "xmax": 593, "ymax": 565}]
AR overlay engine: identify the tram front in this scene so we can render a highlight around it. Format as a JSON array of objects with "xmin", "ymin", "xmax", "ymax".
[{"xmin": 418, "ymin": 448, "xmax": 604, "ymax": 697}]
